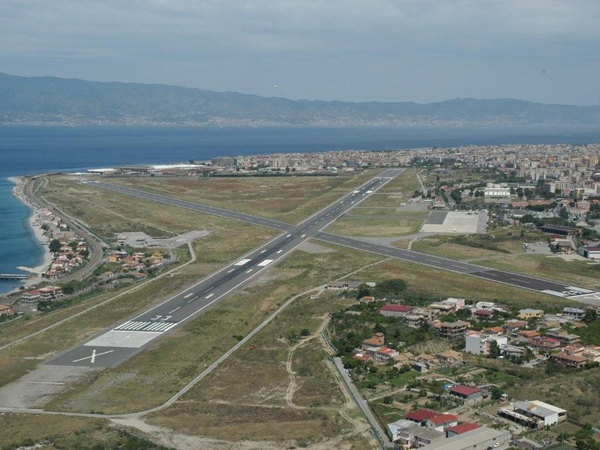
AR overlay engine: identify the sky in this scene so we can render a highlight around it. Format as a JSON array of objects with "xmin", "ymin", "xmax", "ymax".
[{"xmin": 1, "ymin": 0, "xmax": 599, "ymax": 105}]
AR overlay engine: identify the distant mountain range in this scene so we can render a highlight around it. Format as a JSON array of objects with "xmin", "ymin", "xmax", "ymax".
[{"xmin": 1, "ymin": 72, "xmax": 600, "ymax": 127}]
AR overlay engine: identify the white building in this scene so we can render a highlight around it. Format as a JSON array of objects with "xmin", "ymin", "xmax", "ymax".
[
  {"xmin": 465, "ymin": 332, "xmax": 508, "ymax": 355},
  {"xmin": 418, "ymin": 427, "xmax": 510, "ymax": 450},
  {"xmin": 484, "ymin": 184, "xmax": 511, "ymax": 204},
  {"xmin": 499, "ymin": 401, "xmax": 567, "ymax": 428}
]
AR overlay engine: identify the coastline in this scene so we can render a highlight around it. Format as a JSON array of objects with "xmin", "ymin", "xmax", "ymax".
[{"xmin": 8, "ymin": 176, "xmax": 53, "ymax": 289}]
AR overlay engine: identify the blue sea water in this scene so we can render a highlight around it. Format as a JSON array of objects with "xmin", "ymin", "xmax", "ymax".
[{"xmin": 1, "ymin": 124, "xmax": 600, "ymax": 294}]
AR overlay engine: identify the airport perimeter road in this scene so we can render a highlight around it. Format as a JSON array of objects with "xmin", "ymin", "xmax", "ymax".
[
  {"xmin": 49, "ymin": 169, "xmax": 404, "ymax": 368},
  {"xmin": 315, "ymin": 232, "xmax": 598, "ymax": 299}
]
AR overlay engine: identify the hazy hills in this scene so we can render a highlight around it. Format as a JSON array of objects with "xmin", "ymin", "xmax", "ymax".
[{"xmin": 1, "ymin": 72, "xmax": 600, "ymax": 127}]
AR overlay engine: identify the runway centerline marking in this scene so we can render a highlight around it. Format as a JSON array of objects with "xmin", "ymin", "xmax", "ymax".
[{"xmin": 169, "ymin": 306, "xmax": 181, "ymax": 314}]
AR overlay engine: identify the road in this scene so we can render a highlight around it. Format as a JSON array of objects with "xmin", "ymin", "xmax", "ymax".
[
  {"xmin": 48, "ymin": 169, "xmax": 404, "ymax": 368},
  {"xmin": 88, "ymin": 176, "xmax": 600, "ymax": 303},
  {"xmin": 23, "ymin": 176, "xmax": 105, "ymax": 284},
  {"xmin": 333, "ymin": 357, "xmax": 393, "ymax": 448}
]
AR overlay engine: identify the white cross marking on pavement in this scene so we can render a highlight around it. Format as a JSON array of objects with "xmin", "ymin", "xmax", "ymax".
[{"xmin": 72, "ymin": 349, "xmax": 114, "ymax": 364}]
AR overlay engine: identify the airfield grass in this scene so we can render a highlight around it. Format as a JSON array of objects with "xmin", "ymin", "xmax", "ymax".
[
  {"xmin": 0, "ymin": 414, "xmax": 165, "ymax": 450},
  {"xmin": 46, "ymin": 243, "xmax": 382, "ymax": 415},
  {"xmin": 167, "ymin": 291, "xmax": 348, "ymax": 409},
  {"xmin": 106, "ymin": 169, "xmax": 382, "ymax": 224},
  {"xmin": 324, "ymin": 169, "xmax": 428, "ymax": 237},
  {"xmin": 477, "ymin": 254, "xmax": 600, "ymax": 291},
  {"xmin": 42, "ymin": 176, "xmax": 279, "ymax": 246},
  {"xmin": 354, "ymin": 258, "xmax": 575, "ymax": 307},
  {"xmin": 377, "ymin": 168, "xmax": 422, "ymax": 195},
  {"xmin": 411, "ymin": 239, "xmax": 503, "ymax": 260},
  {"xmin": 326, "ymin": 211, "xmax": 427, "ymax": 237},
  {"xmin": 411, "ymin": 228, "xmax": 543, "ymax": 260},
  {"xmin": 146, "ymin": 292, "xmax": 358, "ymax": 443}
]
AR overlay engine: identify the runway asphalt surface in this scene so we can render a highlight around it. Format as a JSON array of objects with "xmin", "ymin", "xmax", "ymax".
[{"xmin": 48, "ymin": 169, "xmax": 403, "ymax": 368}]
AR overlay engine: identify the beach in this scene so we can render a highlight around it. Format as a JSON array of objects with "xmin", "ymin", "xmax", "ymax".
[{"xmin": 8, "ymin": 176, "xmax": 53, "ymax": 289}]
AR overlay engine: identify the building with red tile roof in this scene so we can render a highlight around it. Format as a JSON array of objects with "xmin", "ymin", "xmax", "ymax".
[
  {"xmin": 405, "ymin": 409, "xmax": 437, "ymax": 423},
  {"xmin": 379, "ymin": 304, "xmax": 413, "ymax": 317},
  {"xmin": 449, "ymin": 385, "xmax": 483, "ymax": 403},
  {"xmin": 426, "ymin": 414, "xmax": 458, "ymax": 431},
  {"xmin": 445, "ymin": 423, "xmax": 480, "ymax": 437}
]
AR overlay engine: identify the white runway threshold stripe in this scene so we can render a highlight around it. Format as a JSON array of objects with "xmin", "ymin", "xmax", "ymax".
[
  {"xmin": 258, "ymin": 259, "xmax": 273, "ymax": 267},
  {"xmin": 114, "ymin": 320, "xmax": 178, "ymax": 333},
  {"xmin": 234, "ymin": 258, "xmax": 251, "ymax": 266}
]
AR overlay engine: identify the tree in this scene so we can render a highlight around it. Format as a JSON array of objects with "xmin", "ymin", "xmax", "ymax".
[
  {"xmin": 356, "ymin": 283, "xmax": 373, "ymax": 299},
  {"xmin": 49, "ymin": 239, "xmax": 61, "ymax": 253},
  {"xmin": 374, "ymin": 279, "xmax": 407, "ymax": 298},
  {"xmin": 490, "ymin": 386, "xmax": 503, "ymax": 400},
  {"xmin": 489, "ymin": 340, "xmax": 501, "ymax": 359}
]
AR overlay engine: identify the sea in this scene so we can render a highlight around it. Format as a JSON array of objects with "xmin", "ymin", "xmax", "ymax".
[{"xmin": 1, "ymin": 124, "xmax": 600, "ymax": 294}]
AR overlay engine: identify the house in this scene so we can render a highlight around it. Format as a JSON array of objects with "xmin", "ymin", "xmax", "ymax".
[
  {"xmin": 501, "ymin": 344, "xmax": 527, "ymax": 358},
  {"xmin": 20, "ymin": 290, "xmax": 41, "ymax": 304},
  {"xmin": 440, "ymin": 321, "xmax": 469, "ymax": 339},
  {"xmin": 405, "ymin": 409, "xmax": 437, "ymax": 424},
  {"xmin": 503, "ymin": 320, "xmax": 528, "ymax": 333},
  {"xmin": 517, "ymin": 330, "xmax": 540, "ymax": 340},
  {"xmin": 0, "ymin": 304, "xmax": 14, "ymax": 317},
  {"xmin": 325, "ymin": 281, "xmax": 361, "ymax": 290},
  {"xmin": 538, "ymin": 225, "xmax": 578, "ymax": 236},
  {"xmin": 562, "ymin": 307, "xmax": 586, "ymax": 320},
  {"xmin": 379, "ymin": 304, "xmax": 413, "ymax": 317},
  {"xmin": 394, "ymin": 351, "xmax": 415, "ymax": 368},
  {"xmin": 425, "ymin": 414, "xmax": 458, "ymax": 432},
  {"xmin": 545, "ymin": 329, "xmax": 581, "ymax": 346},
  {"xmin": 418, "ymin": 427, "xmax": 510, "ymax": 450},
  {"xmin": 405, "ymin": 314, "xmax": 425, "ymax": 328},
  {"xmin": 435, "ymin": 350, "xmax": 463, "ymax": 368},
  {"xmin": 449, "ymin": 385, "xmax": 483, "ymax": 404},
  {"xmin": 386, "ymin": 419, "xmax": 445, "ymax": 447},
  {"xmin": 412, "ymin": 354, "xmax": 441, "ymax": 372},
  {"xmin": 518, "ymin": 309, "xmax": 544, "ymax": 320},
  {"xmin": 553, "ymin": 352, "xmax": 587, "ymax": 368},
  {"xmin": 352, "ymin": 352, "xmax": 371, "ymax": 362},
  {"xmin": 445, "ymin": 423, "xmax": 480, "ymax": 438},
  {"xmin": 429, "ymin": 298, "xmax": 465, "ymax": 313},
  {"xmin": 465, "ymin": 332, "xmax": 507, "ymax": 356},
  {"xmin": 475, "ymin": 301, "xmax": 495, "ymax": 310},
  {"xmin": 474, "ymin": 309, "xmax": 494, "ymax": 319},
  {"xmin": 361, "ymin": 332, "xmax": 385, "ymax": 350},
  {"xmin": 528, "ymin": 337, "xmax": 561, "ymax": 351},
  {"xmin": 373, "ymin": 346, "xmax": 400, "ymax": 364},
  {"xmin": 580, "ymin": 246, "xmax": 600, "ymax": 260},
  {"xmin": 499, "ymin": 400, "xmax": 567, "ymax": 428}
]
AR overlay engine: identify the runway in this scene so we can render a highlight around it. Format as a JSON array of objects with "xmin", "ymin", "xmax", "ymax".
[
  {"xmin": 87, "ymin": 174, "xmax": 599, "ymax": 302},
  {"xmin": 314, "ymin": 233, "xmax": 596, "ymax": 299},
  {"xmin": 48, "ymin": 169, "xmax": 403, "ymax": 368}
]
